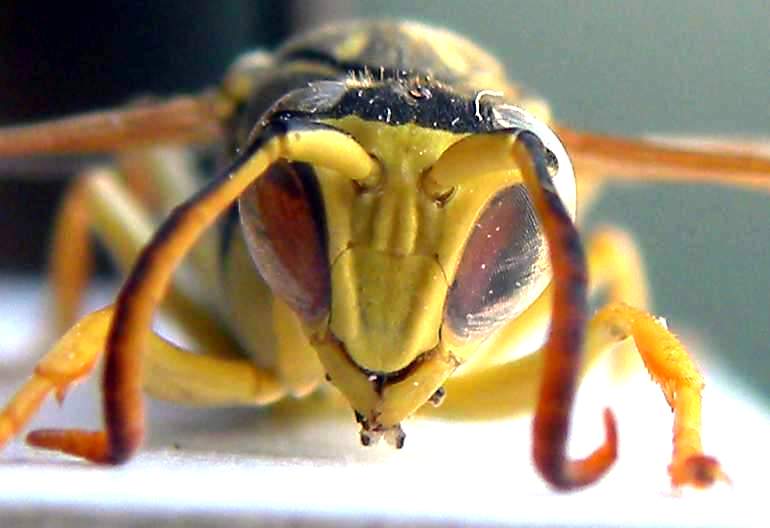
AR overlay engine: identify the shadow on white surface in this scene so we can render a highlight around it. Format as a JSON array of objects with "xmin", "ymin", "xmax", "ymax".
[{"xmin": 0, "ymin": 278, "xmax": 767, "ymax": 527}]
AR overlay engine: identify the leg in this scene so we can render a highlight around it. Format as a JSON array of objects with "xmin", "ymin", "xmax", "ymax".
[
  {"xmin": 6, "ymin": 119, "xmax": 378, "ymax": 464},
  {"xmin": 586, "ymin": 227, "xmax": 648, "ymax": 309},
  {"xmin": 271, "ymin": 296, "xmax": 326, "ymax": 397},
  {"xmin": 49, "ymin": 176, "xmax": 93, "ymax": 332},
  {"xmin": 48, "ymin": 165, "xmax": 158, "ymax": 332},
  {"xmin": 434, "ymin": 300, "xmax": 725, "ymax": 488},
  {"xmin": 589, "ymin": 303, "xmax": 726, "ymax": 487},
  {"xmin": 586, "ymin": 226, "xmax": 649, "ymax": 379},
  {"xmin": 435, "ymin": 211, "xmax": 722, "ymax": 488},
  {"xmin": 434, "ymin": 131, "xmax": 722, "ymax": 489},
  {"xmin": 115, "ymin": 148, "xmax": 221, "ymax": 289},
  {"xmin": 2, "ymin": 162, "xmax": 280, "ymax": 452},
  {"xmin": 49, "ymin": 165, "xmax": 235, "ymax": 357},
  {"xmin": 0, "ymin": 307, "xmax": 285, "ymax": 451},
  {"xmin": 49, "ymin": 145, "xmax": 220, "ymax": 328}
]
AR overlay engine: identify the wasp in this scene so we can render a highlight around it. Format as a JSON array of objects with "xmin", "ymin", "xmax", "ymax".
[{"xmin": 0, "ymin": 20, "xmax": 767, "ymax": 491}]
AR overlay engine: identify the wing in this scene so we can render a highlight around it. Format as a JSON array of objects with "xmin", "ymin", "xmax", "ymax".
[
  {"xmin": 0, "ymin": 94, "xmax": 221, "ymax": 160},
  {"xmin": 555, "ymin": 125, "xmax": 770, "ymax": 192}
]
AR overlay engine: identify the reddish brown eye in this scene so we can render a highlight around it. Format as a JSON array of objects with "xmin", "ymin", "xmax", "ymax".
[
  {"xmin": 238, "ymin": 160, "xmax": 330, "ymax": 322},
  {"xmin": 445, "ymin": 185, "xmax": 550, "ymax": 340}
]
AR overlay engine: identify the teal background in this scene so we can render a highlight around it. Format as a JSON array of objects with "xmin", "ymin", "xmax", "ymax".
[{"xmin": 316, "ymin": 1, "xmax": 770, "ymax": 399}]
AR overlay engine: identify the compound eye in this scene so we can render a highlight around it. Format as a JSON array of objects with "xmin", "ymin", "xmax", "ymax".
[
  {"xmin": 444, "ymin": 184, "xmax": 551, "ymax": 340},
  {"xmin": 239, "ymin": 160, "xmax": 330, "ymax": 322}
]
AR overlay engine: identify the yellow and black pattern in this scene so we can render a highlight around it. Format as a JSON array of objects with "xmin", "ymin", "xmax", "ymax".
[{"xmin": 0, "ymin": 18, "xmax": 747, "ymax": 492}]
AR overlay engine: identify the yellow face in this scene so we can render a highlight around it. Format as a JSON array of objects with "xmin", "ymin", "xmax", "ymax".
[
  {"xmin": 321, "ymin": 118, "xmax": 459, "ymax": 373},
  {"xmin": 309, "ymin": 119, "xmax": 464, "ymax": 438},
  {"xmin": 236, "ymin": 77, "xmax": 574, "ymax": 445},
  {"xmin": 304, "ymin": 116, "xmax": 553, "ymax": 440}
]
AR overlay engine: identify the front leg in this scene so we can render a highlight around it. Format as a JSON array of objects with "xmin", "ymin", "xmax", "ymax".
[
  {"xmin": 589, "ymin": 302, "xmax": 726, "ymax": 487},
  {"xmin": 0, "ymin": 306, "xmax": 287, "ymax": 455},
  {"xmin": 431, "ymin": 226, "xmax": 726, "ymax": 488}
]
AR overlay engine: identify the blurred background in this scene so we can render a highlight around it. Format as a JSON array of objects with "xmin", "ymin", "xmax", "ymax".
[{"xmin": 0, "ymin": 0, "xmax": 767, "ymax": 400}]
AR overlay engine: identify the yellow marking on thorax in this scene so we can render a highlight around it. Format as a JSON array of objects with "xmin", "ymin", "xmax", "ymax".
[
  {"xmin": 400, "ymin": 22, "xmax": 471, "ymax": 76},
  {"xmin": 334, "ymin": 32, "xmax": 369, "ymax": 62}
]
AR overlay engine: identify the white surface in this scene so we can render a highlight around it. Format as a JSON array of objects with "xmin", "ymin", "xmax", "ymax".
[{"xmin": 0, "ymin": 278, "xmax": 768, "ymax": 527}]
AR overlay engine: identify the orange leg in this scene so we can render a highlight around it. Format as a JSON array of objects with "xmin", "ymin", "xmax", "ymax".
[
  {"xmin": 48, "ymin": 161, "xmax": 179, "ymax": 333},
  {"xmin": 49, "ymin": 176, "xmax": 93, "ymax": 333},
  {"xmin": 6, "ymin": 94, "xmax": 224, "ymax": 334},
  {"xmin": 432, "ymin": 211, "xmax": 723, "ymax": 487},
  {"xmin": 0, "ymin": 310, "xmax": 106, "ymax": 450},
  {"xmin": 9, "ymin": 119, "xmax": 378, "ymax": 464},
  {"xmin": 586, "ymin": 226, "xmax": 650, "ymax": 379},
  {"xmin": 590, "ymin": 303, "xmax": 727, "ymax": 487},
  {"xmin": 0, "ymin": 307, "xmax": 285, "ymax": 452},
  {"xmin": 48, "ymin": 164, "xmax": 236, "ymax": 355}
]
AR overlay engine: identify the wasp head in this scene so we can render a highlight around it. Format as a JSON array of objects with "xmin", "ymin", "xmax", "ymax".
[{"xmin": 237, "ymin": 78, "xmax": 576, "ymax": 445}]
